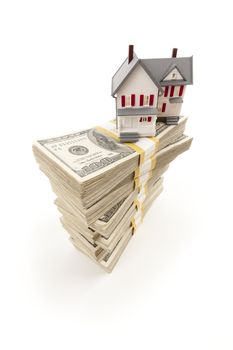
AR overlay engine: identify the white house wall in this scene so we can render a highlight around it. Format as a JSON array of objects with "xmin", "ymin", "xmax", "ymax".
[
  {"xmin": 157, "ymin": 85, "xmax": 186, "ymax": 117},
  {"xmin": 116, "ymin": 64, "xmax": 158, "ymax": 108},
  {"xmin": 119, "ymin": 116, "xmax": 156, "ymax": 137}
]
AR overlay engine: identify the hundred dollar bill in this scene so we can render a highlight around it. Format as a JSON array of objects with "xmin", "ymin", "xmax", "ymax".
[
  {"xmin": 35, "ymin": 127, "xmax": 135, "ymax": 181},
  {"xmin": 33, "ymin": 117, "xmax": 187, "ymax": 183}
]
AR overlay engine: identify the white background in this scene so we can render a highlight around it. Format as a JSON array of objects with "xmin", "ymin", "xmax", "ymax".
[{"xmin": 0, "ymin": 1, "xmax": 233, "ymax": 349}]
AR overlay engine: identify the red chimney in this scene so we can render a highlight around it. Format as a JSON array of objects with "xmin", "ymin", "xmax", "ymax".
[
  {"xmin": 172, "ymin": 48, "xmax": 178, "ymax": 58},
  {"xmin": 128, "ymin": 45, "xmax": 134, "ymax": 64}
]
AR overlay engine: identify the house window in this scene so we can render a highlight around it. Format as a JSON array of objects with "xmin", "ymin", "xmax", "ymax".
[
  {"xmin": 139, "ymin": 117, "xmax": 152, "ymax": 122},
  {"xmin": 121, "ymin": 95, "xmax": 135, "ymax": 107},
  {"xmin": 140, "ymin": 95, "xmax": 144, "ymax": 106},
  {"xmin": 131, "ymin": 94, "xmax": 135, "ymax": 106},
  {"xmin": 164, "ymin": 86, "xmax": 169, "ymax": 97},
  {"xmin": 170, "ymin": 86, "xmax": 175, "ymax": 97},
  {"xmin": 125, "ymin": 96, "xmax": 131, "ymax": 107},
  {"xmin": 139, "ymin": 95, "xmax": 151, "ymax": 106},
  {"xmin": 121, "ymin": 95, "xmax": 125, "ymax": 107},
  {"xmin": 162, "ymin": 103, "xmax": 166, "ymax": 112},
  {"xmin": 179, "ymin": 85, "xmax": 184, "ymax": 96},
  {"xmin": 144, "ymin": 95, "xmax": 149, "ymax": 106},
  {"xmin": 149, "ymin": 95, "xmax": 154, "ymax": 106}
]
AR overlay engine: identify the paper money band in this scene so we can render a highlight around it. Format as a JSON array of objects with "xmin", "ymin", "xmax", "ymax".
[
  {"xmin": 96, "ymin": 121, "xmax": 159, "ymax": 165},
  {"xmin": 132, "ymin": 156, "xmax": 156, "ymax": 233},
  {"xmin": 96, "ymin": 120, "xmax": 159, "ymax": 235},
  {"xmin": 130, "ymin": 136, "xmax": 158, "ymax": 233}
]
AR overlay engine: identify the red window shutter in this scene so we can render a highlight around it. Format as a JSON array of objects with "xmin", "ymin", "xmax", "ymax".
[
  {"xmin": 121, "ymin": 95, "xmax": 125, "ymax": 107},
  {"xmin": 179, "ymin": 85, "xmax": 184, "ymax": 96},
  {"xmin": 148, "ymin": 116, "xmax": 152, "ymax": 122},
  {"xmin": 170, "ymin": 86, "xmax": 175, "ymax": 97},
  {"xmin": 140, "ymin": 94, "xmax": 144, "ymax": 106},
  {"xmin": 162, "ymin": 103, "xmax": 166, "ymax": 112},
  {"xmin": 131, "ymin": 94, "xmax": 135, "ymax": 106},
  {"xmin": 164, "ymin": 86, "xmax": 169, "ymax": 97},
  {"xmin": 149, "ymin": 95, "xmax": 154, "ymax": 106}
]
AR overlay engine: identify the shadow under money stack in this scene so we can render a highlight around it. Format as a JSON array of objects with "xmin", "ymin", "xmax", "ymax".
[{"xmin": 33, "ymin": 117, "xmax": 192, "ymax": 272}]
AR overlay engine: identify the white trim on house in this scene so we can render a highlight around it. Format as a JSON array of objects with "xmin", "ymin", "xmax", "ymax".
[{"xmin": 118, "ymin": 115, "xmax": 156, "ymax": 137}]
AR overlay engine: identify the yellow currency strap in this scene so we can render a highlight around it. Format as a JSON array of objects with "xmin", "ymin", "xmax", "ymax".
[
  {"xmin": 131, "ymin": 137, "xmax": 159, "ymax": 234},
  {"xmin": 134, "ymin": 199, "xmax": 140, "ymax": 210},
  {"xmin": 134, "ymin": 177, "xmax": 140, "ymax": 189},
  {"xmin": 95, "ymin": 126, "xmax": 120, "ymax": 142},
  {"xmin": 134, "ymin": 167, "xmax": 140, "ymax": 179},
  {"xmin": 133, "ymin": 199, "xmax": 145, "ymax": 212},
  {"xmin": 95, "ymin": 126, "xmax": 145, "ymax": 164},
  {"xmin": 150, "ymin": 136, "xmax": 160, "ymax": 153},
  {"xmin": 131, "ymin": 217, "xmax": 137, "ymax": 234},
  {"xmin": 150, "ymin": 154, "xmax": 157, "ymax": 169},
  {"xmin": 95, "ymin": 124, "xmax": 159, "ymax": 236},
  {"xmin": 125, "ymin": 143, "xmax": 145, "ymax": 165},
  {"xmin": 134, "ymin": 155, "xmax": 156, "ymax": 180}
]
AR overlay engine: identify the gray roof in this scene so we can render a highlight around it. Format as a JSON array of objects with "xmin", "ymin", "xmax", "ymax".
[
  {"xmin": 111, "ymin": 54, "xmax": 140, "ymax": 97},
  {"xmin": 112, "ymin": 53, "xmax": 193, "ymax": 96},
  {"xmin": 141, "ymin": 57, "xmax": 193, "ymax": 87}
]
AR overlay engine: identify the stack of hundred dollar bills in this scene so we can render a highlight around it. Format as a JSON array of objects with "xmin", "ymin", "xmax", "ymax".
[{"xmin": 33, "ymin": 117, "xmax": 192, "ymax": 272}]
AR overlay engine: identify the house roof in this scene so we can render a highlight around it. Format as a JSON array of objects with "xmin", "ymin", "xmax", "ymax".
[
  {"xmin": 111, "ymin": 54, "xmax": 140, "ymax": 97},
  {"xmin": 141, "ymin": 57, "xmax": 193, "ymax": 87},
  {"xmin": 111, "ymin": 53, "xmax": 193, "ymax": 96}
]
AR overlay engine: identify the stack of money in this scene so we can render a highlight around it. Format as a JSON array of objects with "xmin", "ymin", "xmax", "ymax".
[{"xmin": 33, "ymin": 117, "xmax": 192, "ymax": 272}]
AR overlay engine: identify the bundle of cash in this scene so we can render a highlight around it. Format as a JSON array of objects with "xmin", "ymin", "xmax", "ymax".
[{"xmin": 33, "ymin": 117, "xmax": 192, "ymax": 272}]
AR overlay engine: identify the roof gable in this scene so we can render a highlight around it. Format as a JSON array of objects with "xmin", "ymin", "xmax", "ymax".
[
  {"xmin": 116, "ymin": 63, "xmax": 160, "ymax": 96},
  {"xmin": 111, "ymin": 53, "xmax": 161, "ymax": 96},
  {"xmin": 162, "ymin": 66, "xmax": 185, "ymax": 82},
  {"xmin": 111, "ymin": 54, "xmax": 139, "ymax": 96}
]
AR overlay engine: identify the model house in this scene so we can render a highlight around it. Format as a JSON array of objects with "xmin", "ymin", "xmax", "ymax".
[{"xmin": 111, "ymin": 45, "xmax": 193, "ymax": 142}]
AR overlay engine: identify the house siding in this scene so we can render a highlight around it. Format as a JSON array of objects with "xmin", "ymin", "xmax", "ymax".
[
  {"xmin": 116, "ymin": 64, "xmax": 158, "ymax": 109},
  {"xmin": 118, "ymin": 115, "xmax": 156, "ymax": 137},
  {"xmin": 157, "ymin": 85, "xmax": 186, "ymax": 117}
]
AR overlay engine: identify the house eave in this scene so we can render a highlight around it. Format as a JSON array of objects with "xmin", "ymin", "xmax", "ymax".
[
  {"xmin": 111, "ymin": 56, "xmax": 140, "ymax": 96},
  {"xmin": 117, "ymin": 107, "xmax": 157, "ymax": 116},
  {"xmin": 160, "ymin": 80, "xmax": 189, "ymax": 86}
]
